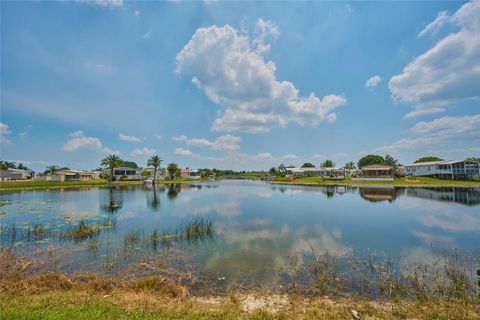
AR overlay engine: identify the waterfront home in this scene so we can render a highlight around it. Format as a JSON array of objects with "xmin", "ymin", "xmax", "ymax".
[
  {"xmin": 143, "ymin": 167, "xmax": 166, "ymax": 180},
  {"xmin": 51, "ymin": 170, "xmax": 95, "ymax": 182},
  {"xmin": 285, "ymin": 167, "xmax": 344, "ymax": 178},
  {"xmin": 180, "ymin": 168, "xmax": 201, "ymax": 179},
  {"xmin": 106, "ymin": 167, "xmax": 142, "ymax": 181},
  {"xmin": 405, "ymin": 160, "xmax": 480, "ymax": 180},
  {"xmin": 0, "ymin": 168, "xmax": 33, "ymax": 181},
  {"xmin": 352, "ymin": 164, "xmax": 394, "ymax": 181}
]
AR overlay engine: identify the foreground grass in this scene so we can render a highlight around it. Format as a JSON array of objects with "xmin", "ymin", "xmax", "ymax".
[
  {"xmin": 1, "ymin": 290, "xmax": 478, "ymax": 320},
  {"xmin": 272, "ymin": 176, "xmax": 480, "ymax": 187},
  {"xmin": 0, "ymin": 178, "xmax": 208, "ymax": 191}
]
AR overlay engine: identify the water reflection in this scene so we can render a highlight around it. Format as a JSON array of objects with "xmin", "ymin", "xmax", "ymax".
[
  {"xmin": 100, "ymin": 188, "xmax": 124, "ymax": 213},
  {"xmin": 359, "ymin": 187, "xmax": 405, "ymax": 203},
  {"xmin": 405, "ymin": 187, "xmax": 480, "ymax": 206}
]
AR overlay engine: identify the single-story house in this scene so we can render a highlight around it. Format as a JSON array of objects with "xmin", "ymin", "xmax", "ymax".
[
  {"xmin": 405, "ymin": 160, "xmax": 480, "ymax": 180},
  {"xmin": 0, "ymin": 168, "xmax": 33, "ymax": 181},
  {"xmin": 285, "ymin": 167, "xmax": 344, "ymax": 178},
  {"xmin": 51, "ymin": 170, "xmax": 95, "ymax": 182},
  {"xmin": 352, "ymin": 165, "xmax": 394, "ymax": 181},
  {"xmin": 143, "ymin": 167, "xmax": 166, "ymax": 180},
  {"xmin": 105, "ymin": 167, "xmax": 142, "ymax": 181},
  {"xmin": 179, "ymin": 168, "xmax": 201, "ymax": 179}
]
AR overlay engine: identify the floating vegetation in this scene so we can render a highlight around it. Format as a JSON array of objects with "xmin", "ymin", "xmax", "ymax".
[{"xmin": 59, "ymin": 219, "xmax": 116, "ymax": 243}]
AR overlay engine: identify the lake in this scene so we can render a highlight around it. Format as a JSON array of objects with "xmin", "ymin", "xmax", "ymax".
[{"xmin": 1, "ymin": 180, "xmax": 479, "ymax": 293}]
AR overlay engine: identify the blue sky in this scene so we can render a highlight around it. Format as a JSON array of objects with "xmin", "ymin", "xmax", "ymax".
[{"xmin": 1, "ymin": 0, "xmax": 479, "ymax": 171}]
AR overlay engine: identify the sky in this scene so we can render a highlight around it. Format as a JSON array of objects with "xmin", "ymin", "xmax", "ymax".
[{"xmin": 1, "ymin": 0, "xmax": 479, "ymax": 171}]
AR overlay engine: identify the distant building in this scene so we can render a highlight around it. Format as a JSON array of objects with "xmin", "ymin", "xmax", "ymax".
[
  {"xmin": 143, "ymin": 167, "xmax": 166, "ymax": 179},
  {"xmin": 352, "ymin": 165, "xmax": 394, "ymax": 181},
  {"xmin": 51, "ymin": 170, "xmax": 95, "ymax": 182},
  {"xmin": 405, "ymin": 160, "xmax": 480, "ymax": 180},
  {"xmin": 285, "ymin": 167, "xmax": 344, "ymax": 178},
  {"xmin": 107, "ymin": 167, "xmax": 142, "ymax": 181},
  {"xmin": 179, "ymin": 168, "xmax": 201, "ymax": 179},
  {"xmin": 0, "ymin": 168, "xmax": 33, "ymax": 181}
]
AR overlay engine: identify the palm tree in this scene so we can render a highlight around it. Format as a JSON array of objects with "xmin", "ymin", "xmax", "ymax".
[
  {"xmin": 321, "ymin": 160, "xmax": 336, "ymax": 168},
  {"xmin": 166, "ymin": 163, "xmax": 179, "ymax": 180},
  {"xmin": 46, "ymin": 165, "xmax": 60, "ymax": 174},
  {"xmin": 278, "ymin": 164, "xmax": 286, "ymax": 173},
  {"xmin": 101, "ymin": 155, "xmax": 122, "ymax": 184},
  {"xmin": 344, "ymin": 161, "xmax": 356, "ymax": 170},
  {"xmin": 147, "ymin": 155, "xmax": 163, "ymax": 185}
]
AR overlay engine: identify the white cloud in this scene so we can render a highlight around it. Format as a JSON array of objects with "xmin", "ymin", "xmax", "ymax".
[
  {"xmin": 83, "ymin": 0, "xmax": 123, "ymax": 7},
  {"xmin": 119, "ymin": 133, "xmax": 141, "ymax": 142},
  {"xmin": 364, "ymin": 75, "xmax": 381, "ymax": 90},
  {"xmin": 389, "ymin": 1, "xmax": 480, "ymax": 118},
  {"xmin": 134, "ymin": 10, "xmax": 140, "ymax": 17},
  {"xmin": 186, "ymin": 134, "xmax": 241, "ymax": 151},
  {"xmin": 19, "ymin": 125, "xmax": 31, "ymax": 141},
  {"xmin": 418, "ymin": 11, "xmax": 450, "ymax": 38},
  {"xmin": 172, "ymin": 135, "xmax": 188, "ymax": 141},
  {"xmin": 253, "ymin": 152, "xmax": 272, "ymax": 160},
  {"xmin": 374, "ymin": 114, "xmax": 480, "ymax": 157},
  {"xmin": 154, "ymin": 134, "xmax": 162, "ymax": 140},
  {"xmin": 131, "ymin": 147, "xmax": 156, "ymax": 157},
  {"xmin": 174, "ymin": 147, "xmax": 194, "ymax": 156},
  {"xmin": 176, "ymin": 20, "xmax": 346, "ymax": 133},
  {"xmin": 282, "ymin": 154, "xmax": 299, "ymax": 160},
  {"xmin": 0, "ymin": 122, "xmax": 13, "ymax": 145},
  {"xmin": 62, "ymin": 131, "xmax": 119, "ymax": 154}
]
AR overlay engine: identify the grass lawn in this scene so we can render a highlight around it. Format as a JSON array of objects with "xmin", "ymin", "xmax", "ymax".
[
  {"xmin": 272, "ymin": 176, "xmax": 480, "ymax": 187},
  {"xmin": 0, "ymin": 178, "xmax": 209, "ymax": 191},
  {"xmin": 1, "ymin": 291, "xmax": 478, "ymax": 320}
]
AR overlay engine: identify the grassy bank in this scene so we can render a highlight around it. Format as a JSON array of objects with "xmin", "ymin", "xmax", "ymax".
[
  {"xmin": 2, "ymin": 290, "xmax": 478, "ymax": 320},
  {"xmin": 271, "ymin": 176, "xmax": 480, "ymax": 187},
  {"xmin": 0, "ymin": 178, "xmax": 208, "ymax": 191}
]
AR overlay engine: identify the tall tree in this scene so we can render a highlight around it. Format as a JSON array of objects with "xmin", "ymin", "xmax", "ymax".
[
  {"xmin": 0, "ymin": 161, "xmax": 16, "ymax": 169},
  {"xmin": 413, "ymin": 156, "xmax": 444, "ymax": 163},
  {"xmin": 465, "ymin": 157, "xmax": 480, "ymax": 163},
  {"xmin": 344, "ymin": 161, "xmax": 356, "ymax": 170},
  {"xmin": 357, "ymin": 155, "xmax": 385, "ymax": 168},
  {"xmin": 269, "ymin": 167, "xmax": 277, "ymax": 174},
  {"xmin": 278, "ymin": 164, "xmax": 286, "ymax": 172},
  {"xmin": 17, "ymin": 163, "xmax": 29, "ymax": 170},
  {"xmin": 122, "ymin": 161, "xmax": 139, "ymax": 169},
  {"xmin": 301, "ymin": 162, "xmax": 315, "ymax": 168},
  {"xmin": 147, "ymin": 155, "xmax": 163, "ymax": 185},
  {"xmin": 46, "ymin": 165, "xmax": 60, "ymax": 174},
  {"xmin": 321, "ymin": 160, "xmax": 336, "ymax": 168},
  {"xmin": 384, "ymin": 154, "xmax": 399, "ymax": 169},
  {"xmin": 166, "ymin": 163, "xmax": 179, "ymax": 180},
  {"xmin": 101, "ymin": 155, "xmax": 123, "ymax": 184}
]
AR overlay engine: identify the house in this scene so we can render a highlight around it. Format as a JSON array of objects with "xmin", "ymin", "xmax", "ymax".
[
  {"xmin": 0, "ymin": 168, "xmax": 33, "ymax": 181},
  {"xmin": 51, "ymin": 170, "xmax": 95, "ymax": 182},
  {"xmin": 405, "ymin": 160, "xmax": 480, "ymax": 180},
  {"xmin": 179, "ymin": 168, "xmax": 201, "ymax": 179},
  {"xmin": 105, "ymin": 167, "xmax": 142, "ymax": 181},
  {"xmin": 143, "ymin": 167, "xmax": 166, "ymax": 180},
  {"xmin": 285, "ymin": 167, "xmax": 348, "ymax": 178},
  {"xmin": 352, "ymin": 165, "xmax": 394, "ymax": 181}
]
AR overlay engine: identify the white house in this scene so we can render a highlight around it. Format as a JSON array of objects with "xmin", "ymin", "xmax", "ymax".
[
  {"xmin": 106, "ymin": 167, "xmax": 142, "ymax": 181},
  {"xmin": 51, "ymin": 170, "xmax": 95, "ymax": 182},
  {"xmin": 285, "ymin": 167, "xmax": 344, "ymax": 178},
  {"xmin": 0, "ymin": 168, "xmax": 33, "ymax": 181},
  {"xmin": 405, "ymin": 160, "xmax": 480, "ymax": 180}
]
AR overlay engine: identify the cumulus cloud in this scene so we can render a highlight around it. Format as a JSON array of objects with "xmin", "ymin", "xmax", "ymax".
[
  {"xmin": 62, "ymin": 131, "xmax": 119, "ymax": 154},
  {"xmin": 131, "ymin": 147, "xmax": 156, "ymax": 157},
  {"xmin": 172, "ymin": 135, "xmax": 188, "ymax": 141},
  {"xmin": 389, "ymin": 1, "xmax": 480, "ymax": 118},
  {"xmin": 154, "ymin": 134, "xmax": 162, "ymax": 140},
  {"xmin": 19, "ymin": 125, "xmax": 32, "ymax": 141},
  {"xmin": 186, "ymin": 134, "xmax": 241, "ymax": 151},
  {"xmin": 364, "ymin": 75, "xmax": 381, "ymax": 90},
  {"xmin": 0, "ymin": 122, "xmax": 13, "ymax": 145},
  {"xmin": 374, "ymin": 114, "xmax": 480, "ymax": 157},
  {"xmin": 174, "ymin": 147, "xmax": 194, "ymax": 156},
  {"xmin": 119, "ymin": 133, "xmax": 141, "ymax": 142},
  {"xmin": 253, "ymin": 152, "xmax": 272, "ymax": 160},
  {"xmin": 176, "ymin": 20, "xmax": 346, "ymax": 133}
]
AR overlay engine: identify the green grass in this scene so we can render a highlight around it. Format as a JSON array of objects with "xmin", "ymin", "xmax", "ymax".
[
  {"xmin": 272, "ymin": 176, "xmax": 480, "ymax": 187},
  {"xmin": 1, "ymin": 291, "xmax": 478, "ymax": 320},
  {"xmin": 0, "ymin": 178, "xmax": 209, "ymax": 191}
]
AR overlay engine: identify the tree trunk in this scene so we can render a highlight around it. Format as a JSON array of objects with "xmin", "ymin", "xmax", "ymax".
[
  {"xmin": 153, "ymin": 166, "xmax": 157, "ymax": 186},
  {"xmin": 110, "ymin": 167, "xmax": 113, "ymax": 185}
]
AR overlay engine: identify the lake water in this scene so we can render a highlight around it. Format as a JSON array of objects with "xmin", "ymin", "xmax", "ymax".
[{"xmin": 1, "ymin": 180, "xmax": 479, "ymax": 292}]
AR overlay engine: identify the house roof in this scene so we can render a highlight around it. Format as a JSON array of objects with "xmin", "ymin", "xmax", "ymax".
[
  {"xmin": 406, "ymin": 160, "xmax": 471, "ymax": 166},
  {"xmin": 180, "ymin": 169, "xmax": 191, "ymax": 173},
  {"xmin": 55, "ymin": 170, "xmax": 94, "ymax": 175},
  {"xmin": 361, "ymin": 165, "xmax": 392, "ymax": 171}
]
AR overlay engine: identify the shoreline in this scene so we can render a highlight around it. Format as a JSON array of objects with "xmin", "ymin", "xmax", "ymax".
[
  {"xmin": 0, "ymin": 178, "xmax": 210, "ymax": 192},
  {"xmin": 267, "ymin": 180, "xmax": 480, "ymax": 188}
]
